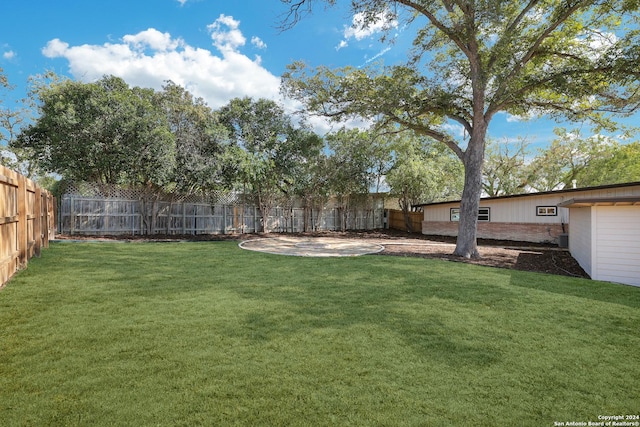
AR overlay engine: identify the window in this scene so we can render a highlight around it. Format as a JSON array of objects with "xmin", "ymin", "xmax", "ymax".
[
  {"xmin": 477, "ymin": 207, "xmax": 490, "ymax": 222},
  {"xmin": 536, "ymin": 206, "xmax": 557, "ymax": 216},
  {"xmin": 450, "ymin": 207, "xmax": 490, "ymax": 222}
]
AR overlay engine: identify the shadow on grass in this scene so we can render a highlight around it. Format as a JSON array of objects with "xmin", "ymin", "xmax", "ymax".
[
  {"xmin": 40, "ymin": 242, "xmax": 639, "ymax": 370},
  {"xmin": 225, "ymin": 255, "xmax": 511, "ymax": 368},
  {"xmin": 48, "ymin": 241, "xmax": 228, "ymax": 296},
  {"xmin": 507, "ymin": 264, "xmax": 640, "ymax": 309},
  {"xmin": 241, "ymin": 292, "xmax": 504, "ymax": 368}
]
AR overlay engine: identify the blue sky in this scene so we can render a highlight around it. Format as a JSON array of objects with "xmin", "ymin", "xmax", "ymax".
[{"xmin": 1, "ymin": 0, "xmax": 634, "ymax": 150}]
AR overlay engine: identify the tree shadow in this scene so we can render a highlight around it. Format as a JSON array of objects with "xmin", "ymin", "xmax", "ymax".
[
  {"xmin": 224, "ymin": 257, "xmax": 514, "ymax": 368},
  {"xmin": 509, "ymin": 254, "xmax": 640, "ymax": 309}
]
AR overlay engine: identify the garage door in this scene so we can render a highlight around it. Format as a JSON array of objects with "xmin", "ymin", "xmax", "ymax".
[{"xmin": 594, "ymin": 206, "xmax": 640, "ymax": 286}]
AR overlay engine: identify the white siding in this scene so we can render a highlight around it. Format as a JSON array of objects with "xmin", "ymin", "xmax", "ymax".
[
  {"xmin": 481, "ymin": 197, "xmax": 568, "ymax": 223},
  {"xmin": 592, "ymin": 206, "xmax": 640, "ymax": 287},
  {"xmin": 423, "ymin": 196, "xmax": 569, "ymax": 223},
  {"xmin": 422, "ymin": 184, "xmax": 640, "ymax": 224},
  {"xmin": 424, "ymin": 204, "xmax": 456, "ymax": 222},
  {"xmin": 568, "ymin": 207, "xmax": 592, "ymax": 277}
]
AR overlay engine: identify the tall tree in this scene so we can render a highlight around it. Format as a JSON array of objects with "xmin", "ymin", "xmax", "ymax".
[
  {"xmin": 325, "ymin": 128, "xmax": 376, "ymax": 230},
  {"xmin": 482, "ymin": 138, "xmax": 529, "ymax": 197},
  {"xmin": 0, "ymin": 67, "xmax": 14, "ymax": 148},
  {"xmin": 219, "ymin": 97, "xmax": 317, "ymax": 231},
  {"xmin": 525, "ymin": 128, "xmax": 614, "ymax": 191},
  {"xmin": 1, "ymin": 67, "xmax": 18, "ymax": 168},
  {"xmin": 386, "ymin": 132, "xmax": 464, "ymax": 231},
  {"xmin": 160, "ymin": 81, "xmax": 230, "ymax": 195},
  {"xmin": 15, "ymin": 75, "xmax": 175, "ymax": 186},
  {"xmin": 280, "ymin": 0, "xmax": 640, "ymax": 258},
  {"xmin": 573, "ymin": 142, "xmax": 640, "ymax": 186},
  {"xmin": 0, "ymin": 68, "xmax": 29, "ymax": 175},
  {"xmin": 291, "ymin": 147, "xmax": 332, "ymax": 231},
  {"xmin": 1, "ymin": 71, "xmax": 61, "ymax": 183}
]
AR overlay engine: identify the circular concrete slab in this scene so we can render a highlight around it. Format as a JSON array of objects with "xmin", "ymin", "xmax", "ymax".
[{"xmin": 239, "ymin": 237, "xmax": 384, "ymax": 257}]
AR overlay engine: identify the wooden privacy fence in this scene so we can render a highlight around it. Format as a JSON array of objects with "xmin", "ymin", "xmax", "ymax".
[
  {"xmin": 1, "ymin": 165, "xmax": 55, "ymax": 287},
  {"xmin": 387, "ymin": 209, "xmax": 424, "ymax": 233},
  {"xmin": 58, "ymin": 195, "xmax": 385, "ymax": 235}
]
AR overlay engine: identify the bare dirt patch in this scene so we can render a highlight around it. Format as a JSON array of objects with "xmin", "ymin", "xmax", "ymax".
[
  {"xmin": 294, "ymin": 230, "xmax": 589, "ymax": 278},
  {"xmin": 55, "ymin": 229, "xmax": 589, "ymax": 279}
]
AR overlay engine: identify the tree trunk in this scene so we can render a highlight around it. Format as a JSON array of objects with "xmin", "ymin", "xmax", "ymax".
[
  {"xmin": 257, "ymin": 190, "xmax": 269, "ymax": 233},
  {"xmin": 454, "ymin": 125, "xmax": 487, "ymax": 259},
  {"xmin": 399, "ymin": 193, "xmax": 413, "ymax": 233},
  {"xmin": 403, "ymin": 210, "xmax": 413, "ymax": 233}
]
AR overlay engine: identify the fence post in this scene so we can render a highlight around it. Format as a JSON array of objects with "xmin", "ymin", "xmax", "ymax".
[
  {"xmin": 70, "ymin": 197, "xmax": 75, "ymax": 235},
  {"xmin": 104, "ymin": 198, "xmax": 110, "ymax": 233},
  {"xmin": 50, "ymin": 195, "xmax": 56, "ymax": 241},
  {"xmin": 42, "ymin": 193, "xmax": 50, "ymax": 248},
  {"xmin": 16, "ymin": 174, "xmax": 27, "ymax": 267},
  {"xmin": 133, "ymin": 200, "xmax": 138, "ymax": 235},
  {"xmin": 34, "ymin": 187, "xmax": 42, "ymax": 257},
  {"xmin": 254, "ymin": 206, "xmax": 258, "ymax": 233},
  {"xmin": 223, "ymin": 205, "xmax": 227, "ymax": 234}
]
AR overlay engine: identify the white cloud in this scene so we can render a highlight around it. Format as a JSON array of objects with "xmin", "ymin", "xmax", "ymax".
[
  {"xmin": 38, "ymin": 15, "xmax": 351, "ymax": 134},
  {"xmin": 251, "ymin": 36, "xmax": 266, "ymax": 50},
  {"xmin": 336, "ymin": 10, "xmax": 398, "ymax": 58},
  {"xmin": 41, "ymin": 15, "xmax": 281, "ymax": 110},
  {"xmin": 581, "ymin": 30, "xmax": 618, "ymax": 61},
  {"xmin": 506, "ymin": 113, "xmax": 524, "ymax": 123},
  {"xmin": 123, "ymin": 28, "xmax": 182, "ymax": 52},
  {"xmin": 343, "ymin": 11, "xmax": 397, "ymax": 41},
  {"xmin": 303, "ymin": 114, "xmax": 372, "ymax": 136},
  {"xmin": 505, "ymin": 107, "xmax": 546, "ymax": 122},
  {"xmin": 3, "ymin": 50, "xmax": 16, "ymax": 60},
  {"xmin": 41, "ymin": 39, "xmax": 69, "ymax": 57},
  {"xmin": 441, "ymin": 122, "xmax": 467, "ymax": 139},
  {"xmin": 207, "ymin": 14, "xmax": 245, "ymax": 52},
  {"xmin": 176, "ymin": 0, "xmax": 188, "ymax": 5}
]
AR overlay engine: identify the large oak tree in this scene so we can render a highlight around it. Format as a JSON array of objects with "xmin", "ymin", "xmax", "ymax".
[
  {"xmin": 160, "ymin": 81, "xmax": 230, "ymax": 195},
  {"xmin": 280, "ymin": 0, "xmax": 640, "ymax": 258},
  {"xmin": 16, "ymin": 75, "xmax": 175, "ymax": 186}
]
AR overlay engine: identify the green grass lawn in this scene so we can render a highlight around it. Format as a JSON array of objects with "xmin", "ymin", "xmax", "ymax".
[{"xmin": 1, "ymin": 241, "xmax": 638, "ymax": 426}]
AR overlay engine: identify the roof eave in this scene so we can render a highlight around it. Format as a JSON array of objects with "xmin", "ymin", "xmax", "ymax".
[
  {"xmin": 415, "ymin": 181, "xmax": 640, "ymax": 208},
  {"xmin": 558, "ymin": 197, "xmax": 640, "ymax": 208}
]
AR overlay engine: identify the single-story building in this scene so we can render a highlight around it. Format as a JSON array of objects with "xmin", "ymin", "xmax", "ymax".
[
  {"xmin": 416, "ymin": 181, "xmax": 640, "ymax": 244},
  {"xmin": 416, "ymin": 181, "xmax": 640, "ymax": 286},
  {"xmin": 558, "ymin": 197, "xmax": 640, "ymax": 287}
]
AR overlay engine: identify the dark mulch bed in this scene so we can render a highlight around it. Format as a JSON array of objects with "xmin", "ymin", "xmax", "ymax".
[
  {"xmin": 54, "ymin": 229, "xmax": 589, "ymax": 279},
  {"xmin": 348, "ymin": 230, "xmax": 589, "ymax": 279}
]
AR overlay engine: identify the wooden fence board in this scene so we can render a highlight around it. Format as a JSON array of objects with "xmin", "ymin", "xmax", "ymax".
[
  {"xmin": 387, "ymin": 209, "xmax": 423, "ymax": 233},
  {"xmin": 0, "ymin": 165, "xmax": 54, "ymax": 287}
]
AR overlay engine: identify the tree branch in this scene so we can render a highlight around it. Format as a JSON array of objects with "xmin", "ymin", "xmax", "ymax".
[
  {"xmin": 396, "ymin": 0, "xmax": 472, "ymax": 57},
  {"xmin": 386, "ymin": 111, "xmax": 465, "ymax": 160},
  {"xmin": 487, "ymin": 0, "xmax": 543, "ymax": 70},
  {"xmin": 492, "ymin": 63, "xmax": 640, "ymax": 115},
  {"xmin": 490, "ymin": 0, "xmax": 591, "ymax": 113},
  {"xmin": 277, "ymin": 0, "xmax": 318, "ymax": 31}
]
